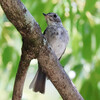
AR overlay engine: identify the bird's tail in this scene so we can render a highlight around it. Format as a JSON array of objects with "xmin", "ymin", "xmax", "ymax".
[{"xmin": 29, "ymin": 64, "xmax": 46, "ymax": 93}]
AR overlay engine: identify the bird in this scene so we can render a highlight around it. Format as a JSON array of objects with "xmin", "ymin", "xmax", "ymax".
[{"xmin": 29, "ymin": 13, "xmax": 69, "ymax": 93}]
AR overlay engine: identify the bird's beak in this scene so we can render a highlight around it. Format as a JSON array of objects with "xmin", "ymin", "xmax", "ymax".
[
  {"xmin": 43, "ymin": 13, "xmax": 47, "ymax": 16},
  {"xmin": 43, "ymin": 13, "xmax": 50, "ymax": 20}
]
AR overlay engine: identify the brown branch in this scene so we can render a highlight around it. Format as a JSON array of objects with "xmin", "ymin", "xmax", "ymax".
[
  {"xmin": 0, "ymin": 0, "xmax": 84, "ymax": 100},
  {"xmin": 12, "ymin": 43, "xmax": 31, "ymax": 100}
]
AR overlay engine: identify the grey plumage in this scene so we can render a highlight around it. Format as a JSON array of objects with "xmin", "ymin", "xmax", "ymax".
[
  {"xmin": 29, "ymin": 13, "xmax": 69, "ymax": 93},
  {"xmin": 44, "ymin": 25, "xmax": 69, "ymax": 59}
]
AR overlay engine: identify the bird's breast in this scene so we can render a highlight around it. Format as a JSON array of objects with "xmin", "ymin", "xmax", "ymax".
[
  {"xmin": 44, "ymin": 26, "xmax": 68, "ymax": 59},
  {"xmin": 50, "ymin": 38, "xmax": 66, "ymax": 59}
]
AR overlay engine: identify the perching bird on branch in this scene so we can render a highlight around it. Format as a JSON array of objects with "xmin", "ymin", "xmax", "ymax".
[{"xmin": 29, "ymin": 13, "xmax": 69, "ymax": 93}]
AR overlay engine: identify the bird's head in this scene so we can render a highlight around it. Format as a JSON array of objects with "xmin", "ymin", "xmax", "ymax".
[{"xmin": 43, "ymin": 13, "xmax": 62, "ymax": 26}]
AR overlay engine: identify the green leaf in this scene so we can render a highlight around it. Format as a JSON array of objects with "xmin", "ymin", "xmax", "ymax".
[
  {"xmin": 82, "ymin": 22, "xmax": 92, "ymax": 61},
  {"xmin": 2, "ymin": 46, "xmax": 14, "ymax": 67},
  {"xmin": 80, "ymin": 80, "xmax": 93, "ymax": 100},
  {"xmin": 72, "ymin": 64, "xmax": 83, "ymax": 82},
  {"xmin": 84, "ymin": 0, "xmax": 97, "ymax": 12},
  {"xmin": 9, "ymin": 52, "xmax": 20, "ymax": 80},
  {"xmin": 94, "ymin": 24, "xmax": 100, "ymax": 49},
  {"xmin": 60, "ymin": 54, "xmax": 71, "ymax": 67}
]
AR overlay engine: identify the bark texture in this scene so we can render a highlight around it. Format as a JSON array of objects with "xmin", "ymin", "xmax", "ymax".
[{"xmin": 0, "ymin": 0, "xmax": 84, "ymax": 100}]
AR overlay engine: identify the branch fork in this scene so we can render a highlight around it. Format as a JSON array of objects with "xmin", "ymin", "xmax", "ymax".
[{"xmin": 0, "ymin": 0, "xmax": 84, "ymax": 100}]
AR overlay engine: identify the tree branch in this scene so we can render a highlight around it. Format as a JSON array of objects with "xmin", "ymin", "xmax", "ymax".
[
  {"xmin": 0, "ymin": 0, "xmax": 84, "ymax": 100},
  {"xmin": 12, "ymin": 43, "xmax": 31, "ymax": 100}
]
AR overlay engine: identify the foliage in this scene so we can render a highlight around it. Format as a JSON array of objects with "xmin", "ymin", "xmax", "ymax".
[{"xmin": 0, "ymin": 0, "xmax": 100, "ymax": 100}]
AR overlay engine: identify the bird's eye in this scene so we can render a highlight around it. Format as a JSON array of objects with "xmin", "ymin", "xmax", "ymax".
[{"xmin": 53, "ymin": 14, "xmax": 57, "ymax": 18}]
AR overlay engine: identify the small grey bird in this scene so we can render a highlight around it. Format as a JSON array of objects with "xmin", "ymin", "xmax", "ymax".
[{"xmin": 29, "ymin": 13, "xmax": 69, "ymax": 93}]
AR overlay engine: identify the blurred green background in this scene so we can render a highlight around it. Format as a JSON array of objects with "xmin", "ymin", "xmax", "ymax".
[{"xmin": 0, "ymin": 0, "xmax": 100, "ymax": 100}]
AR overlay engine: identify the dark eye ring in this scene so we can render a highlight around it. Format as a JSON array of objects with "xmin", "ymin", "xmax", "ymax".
[{"xmin": 53, "ymin": 14, "xmax": 57, "ymax": 18}]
